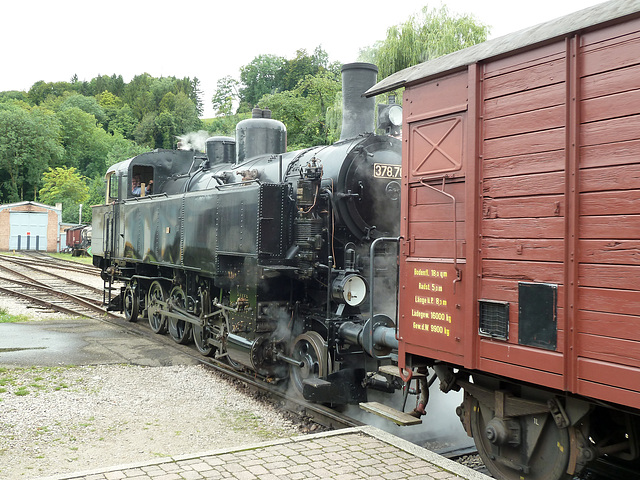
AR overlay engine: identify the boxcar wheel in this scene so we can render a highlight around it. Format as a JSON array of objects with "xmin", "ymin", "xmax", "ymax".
[
  {"xmin": 470, "ymin": 398, "xmax": 572, "ymax": 480},
  {"xmin": 148, "ymin": 281, "xmax": 167, "ymax": 334},
  {"xmin": 168, "ymin": 286, "xmax": 192, "ymax": 345}
]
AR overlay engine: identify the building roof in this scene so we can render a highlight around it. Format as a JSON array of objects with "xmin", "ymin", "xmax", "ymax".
[
  {"xmin": 0, "ymin": 201, "xmax": 62, "ymax": 212},
  {"xmin": 365, "ymin": 0, "xmax": 640, "ymax": 97}
]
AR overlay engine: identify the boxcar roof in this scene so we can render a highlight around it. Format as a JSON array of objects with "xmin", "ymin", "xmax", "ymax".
[{"xmin": 365, "ymin": 0, "xmax": 640, "ymax": 97}]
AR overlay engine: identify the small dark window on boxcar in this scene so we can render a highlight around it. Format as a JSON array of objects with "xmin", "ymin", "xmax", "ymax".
[
  {"xmin": 479, "ymin": 300, "xmax": 509, "ymax": 340},
  {"xmin": 518, "ymin": 282, "xmax": 557, "ymax": 351}
]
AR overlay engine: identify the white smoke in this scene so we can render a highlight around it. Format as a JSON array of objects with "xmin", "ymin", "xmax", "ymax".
[{"xmin": 176, "ymin": 130, "xmax": 210, "ymax": 152}]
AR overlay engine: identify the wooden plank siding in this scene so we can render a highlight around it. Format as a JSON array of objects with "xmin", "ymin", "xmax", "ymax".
[
  {"xmin": 575, "ymin": 22, "xmax": 640, "ymax": 402},
  {"xmin": 477, "ymin": 41, "xmax": 569, "ymax": 382}
]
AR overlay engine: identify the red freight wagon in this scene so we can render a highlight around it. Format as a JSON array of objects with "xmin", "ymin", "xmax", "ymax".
[
  {"xmin": 368, "ymin": 1, "xmax": 640, "ymax": 479},
  {"xmin": 65, "ymin": 225, "xmax": 84, "ymax": 251}
]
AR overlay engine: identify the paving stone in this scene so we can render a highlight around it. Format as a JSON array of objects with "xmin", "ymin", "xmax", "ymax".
[{"xmin": 36, "ymin": 426, "xmax": 490, "ymax": 480}]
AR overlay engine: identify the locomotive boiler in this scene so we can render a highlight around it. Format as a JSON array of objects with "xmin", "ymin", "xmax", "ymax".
[{"xmin": 92, "ymin": 63, "xmax": 403, "ymax": 403}]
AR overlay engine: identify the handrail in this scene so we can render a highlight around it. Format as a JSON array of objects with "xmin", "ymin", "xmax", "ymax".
[
  {"xmin": 419, "ymin": 177, "xmax": 462, "ymax": 292},
  {"xmin": 367, "ymin": 236, "xmax": 401, "ymax": 358}
]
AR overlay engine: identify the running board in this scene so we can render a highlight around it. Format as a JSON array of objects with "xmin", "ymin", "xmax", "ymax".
[
  {"xmin": 378, "ymin": 364, "xmax": 426, "ymax": 378},
  {"xmin": 359, "ymin": 401, "xmax": 422, "ymax": 426}
]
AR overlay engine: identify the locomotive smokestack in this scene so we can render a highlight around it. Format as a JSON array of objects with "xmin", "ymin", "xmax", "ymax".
[{"xmin": 340, "ymin": 63, "xmax": 378, "ymax": 141}]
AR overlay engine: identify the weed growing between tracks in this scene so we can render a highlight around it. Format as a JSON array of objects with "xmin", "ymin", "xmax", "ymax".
[{"xmin": 0, "ymin": 306, "xmax": 29, "ymax": 323}]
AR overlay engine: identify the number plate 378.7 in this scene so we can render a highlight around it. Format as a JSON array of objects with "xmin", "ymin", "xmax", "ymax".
[{"xmin": 373, "ymin": 163, "xmax": 401, "ymax": 179}]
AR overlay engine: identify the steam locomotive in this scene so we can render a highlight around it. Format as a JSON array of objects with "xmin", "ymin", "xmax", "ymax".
[{"xmin": 92, "ymin": 63, "xmax": 403, "ymax": 403}]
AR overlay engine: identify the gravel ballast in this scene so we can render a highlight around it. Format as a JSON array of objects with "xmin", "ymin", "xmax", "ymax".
[{"xmin": 0, "ymin": 363, "xmax": 301, "ymax": 479}]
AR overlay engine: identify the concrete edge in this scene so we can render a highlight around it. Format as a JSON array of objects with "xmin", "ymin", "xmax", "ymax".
[{"xmin": 37, "ymin": 425, "xmax": 491, "ymax": 480}]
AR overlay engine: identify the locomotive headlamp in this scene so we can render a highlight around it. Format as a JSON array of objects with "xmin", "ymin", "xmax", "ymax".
[
  {"xmin": 332, "ymin": 273, "xmax": 368, "ymax": 307},
  {"xmin": 377, "ymin": 103, "xmax": 402, "ymax": 135}
]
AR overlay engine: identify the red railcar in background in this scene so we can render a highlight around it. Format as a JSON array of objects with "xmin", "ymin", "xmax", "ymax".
[
  {"xmin": 65, "ymin": 225, "xmax": 91, "ymax": 256},
  {"xmin": 368, "ymin": 1, "xmax": 640, "ymax": 479}
]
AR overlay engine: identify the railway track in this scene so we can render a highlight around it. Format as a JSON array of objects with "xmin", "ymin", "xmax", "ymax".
[{"xmin": 0, "ymin": 253, "xmax": 117, "ymax": 320}]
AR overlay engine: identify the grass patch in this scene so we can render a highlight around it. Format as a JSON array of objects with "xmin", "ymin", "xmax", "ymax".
[
  {"xmin": 14, "ymin": 387, "xmax": 30, "ymax": 396},
  {"xmin": 0, "ymin": 366, "xmax": 85, "ymax": 397},
  {"xmin": 0, "ymin": 307, "xmax": 30, "ymax": 323},
  {"xmin": 48, "ymin": 252, "xmax": 93, "ymax": 266}
]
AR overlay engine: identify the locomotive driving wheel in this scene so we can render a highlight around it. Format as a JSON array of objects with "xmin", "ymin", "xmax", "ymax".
[
  {"xmin": 168, "ymin": 286, "xmax": 192, "ymax": 345},
  {"xmin": 470, "ymin": 398, "xmax": 572, "ymax": 480},
  {"xmin": 289, "ymin": 331, "xmax": 330, "ymax": 396},
  {"xmin": 193, "ymin": 289, "xmax": 214, "ymax": 356},
  {"xmin": 147, "ymin": 281, "xmax": 167, "ymax": 334},
  {"xmin": 123, "ymin": 283, "xmax": 139, "ymax": 323}
]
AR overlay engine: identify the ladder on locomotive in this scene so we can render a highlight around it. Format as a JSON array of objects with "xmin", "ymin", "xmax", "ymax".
[{"xmin": 102, "ymin": 210, "xmax": 116, "ymax": 307}]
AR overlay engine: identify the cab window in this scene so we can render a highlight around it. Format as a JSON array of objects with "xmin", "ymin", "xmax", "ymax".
[
  {"xmin": 106, "ymin": 172, "xmax": 119, "ymax": 203},
  {"xmin": 131, "ymin": 166, "xmax": 154, "ymax": 197}
]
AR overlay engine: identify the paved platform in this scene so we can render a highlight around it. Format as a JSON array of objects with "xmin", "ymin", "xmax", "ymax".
[{"xmin": 38, "ymin": 426, "xmax": 490, "ymax": 480}]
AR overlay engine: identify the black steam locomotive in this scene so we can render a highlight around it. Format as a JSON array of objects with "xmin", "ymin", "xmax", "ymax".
[{"xmin": 92, "ymin": 63, "xmax": 403, "ymax": 402}]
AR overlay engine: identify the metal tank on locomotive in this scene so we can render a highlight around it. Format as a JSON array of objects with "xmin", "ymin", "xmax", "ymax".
[{"xmin": 92, "ymin": 63, "xmax": 403, "ymax": 402}]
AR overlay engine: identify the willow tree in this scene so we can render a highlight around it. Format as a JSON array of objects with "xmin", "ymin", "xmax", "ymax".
[{"xmin": 362, "ymin": 6, "xmax": 490, "ymax": 80}]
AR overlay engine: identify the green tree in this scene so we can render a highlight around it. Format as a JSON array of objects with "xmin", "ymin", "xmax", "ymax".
[
  {"xmin": 88, "ymin": 74, "xmax": 125, "ymax": 98},
  {"xmin": 364, "ymin": 6, "xmax": 489, "ymax": 80},
  {"xmin": 259, "ymin": 69, "xmax": 341, "ymax": 148},
  {"xmin": 109, "ymin": 104, "xmax": 137, "ymax": 139},
  {"xmin": 202, "ymin": 112, "xmax": 249, "ymax": 138},
  {"xmin": 188, "ymin": 77, "xmax": 204, "ymax": 116},
  {"xmin": 59, "ymin": 94, "xmax": 107, "ymax": 129},
  {"xmin": 280, "ymin": 47, "xmax": 338, "ymax": 93},
  {"xmin": 133, "ymin": 112, "xmax": 157, "ymax": 147},
  {"xmin": 155, "ymin": 111, "xmax": 177, "ymax": 149},
  {"xmin": 211, "ymin": 76, "xmax": 239, "ymax": 116},
  {"xmin": 85, "ymin": 175, "xmax": 108, "ymax": 220},
  {"xmin": 172, "ymin": 92, "xmax": 201, "ymax": 133},
  {"xmin": 39, "ymin": 166, "xmax": 89, "ymax": 223},
  {"xmin": 238, "ymin": 54, "xmax": 286, "ymax": 112},
  {"xmin": 0, "ymin": 104, "xmax": 64, "ymax": 202},
  {"xmin": 105, "ymin": 133, "xmax": 147, "ymax": 169},
  {"xmin": 56, "ymin": 107, "xmax": 111, "ymax": 178}
]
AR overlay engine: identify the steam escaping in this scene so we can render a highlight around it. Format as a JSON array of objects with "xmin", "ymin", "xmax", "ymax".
[
  {"xmin": 176, "ymin": 130, "xmax": 210, "ymax": 151},
  {"xmin": 347, "ymin": 385, "xmax": 473, "ymax": 451}
]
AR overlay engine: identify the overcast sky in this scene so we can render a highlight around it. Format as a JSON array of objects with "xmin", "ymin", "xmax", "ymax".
[{"xmin": 2, "ymin": 0, "xmax": 607, "ymax": 117}]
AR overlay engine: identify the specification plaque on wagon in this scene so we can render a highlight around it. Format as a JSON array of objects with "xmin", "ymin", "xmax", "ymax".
[{"xmin": 400, "ymin": 261, "xmax": 464, "ymax": 357}]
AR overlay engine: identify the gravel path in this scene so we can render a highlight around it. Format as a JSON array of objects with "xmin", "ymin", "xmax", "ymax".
[{"xmin": 0, "ymin": 363, "xmax": 303, "ymax": 479}]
